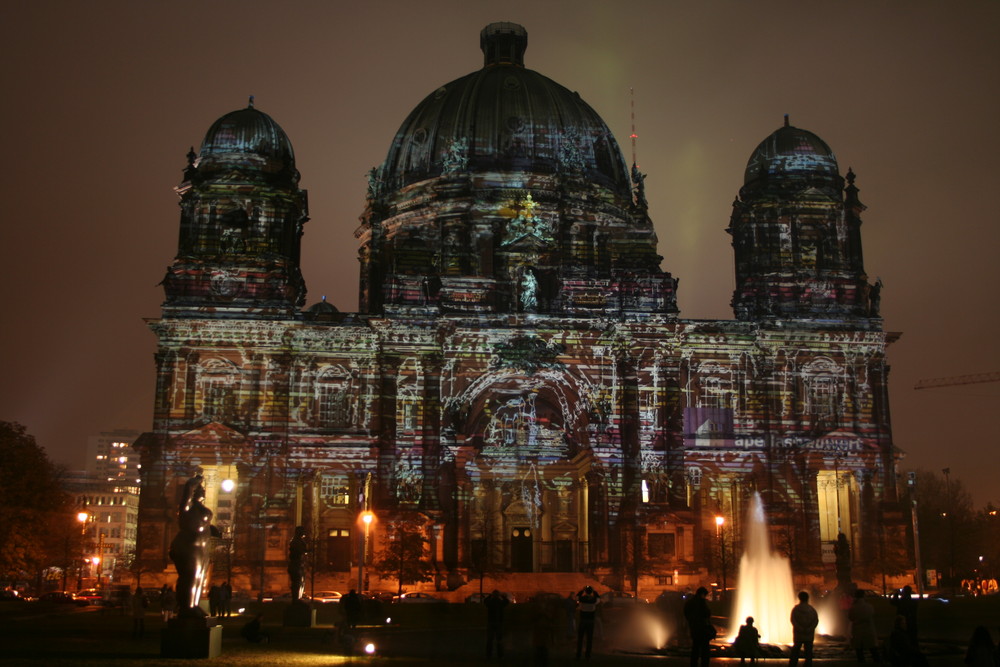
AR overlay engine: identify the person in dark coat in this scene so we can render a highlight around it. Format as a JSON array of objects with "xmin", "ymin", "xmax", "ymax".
[
  {"xmin": 889, "ymin": 586, "xmax": 918, "ymax": 644},
  {"xmin": 240, "ymin": 613, "xmax": 269, "ymax": 643},
  {"xmin": 790, "ymin": 590, "xmax": 819, "ymax": 667},
  {"xmin": 220, "ymin": 581, "xmax": 233, "ymax": 617},
  {"xmin": 887, "ymin": 615, "xmax": 929, "ymax": 667},
  {"xmin": 130, "ymin": 586, "xmax": 147, "ymax": 639},
  {"xmin": 733, "ymin": 616, "xmax": 761, "ymax": 664},
  {"xmin": 576, "ymin": 586, "xmax": 601, "ymax": 660},
  {"xmin": 207, "ymin": 584, "xmax": 221, "ymax": 617},
  {"xmin": 484, "ymin": 589, "xmax": 509, "ymax": 658},
  {"xmin": 341, "ymin": 589, "xmax": 363, "ymax": 630},
  {"xmin": 848, "ymin": 588, "xmax": 880, "ymax": 663},
  {"xmin": 964, "ymin": 626, "xmax": 999, "ymax": 667},
  {"xmin": 683, "ymin": 586, "xmax": 713, "ymax": 667}
]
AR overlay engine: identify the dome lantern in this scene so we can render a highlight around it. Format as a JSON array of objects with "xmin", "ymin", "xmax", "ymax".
[{"xmin": 480, "ymin": 22, "xmax": 527, "ymax": 67}]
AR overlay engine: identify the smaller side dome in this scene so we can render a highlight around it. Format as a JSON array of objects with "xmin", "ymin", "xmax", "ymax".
[
  {"xmin": 306, "ymin": 296, "xmax": 339, "ymax": 315},
  {"xmin": 196, "ymin": 99, "xmax": 296, "ymax": 179},
  {"xmin": 744, "ymin": 117, "xmax": 838, "ymax": 185},
  {"xmin": 304, "ymin": 296, "xmax": 340, "ymax": 322}
]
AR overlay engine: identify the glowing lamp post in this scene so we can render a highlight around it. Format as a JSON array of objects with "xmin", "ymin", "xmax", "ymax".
[
  {"xmin": 92, "ymin": 556, "xmax": 102, "ymax": 589},
  {"xmin": 715, "ymin": 515, "xmax": 727, "ymax": 600},
  {"xmin": 358, "ymin": 511, "xmax": 374, "ymax": 592},
  {"xmin": 76, "ymin": 512, "xmax": 89, "ymax": 590}
]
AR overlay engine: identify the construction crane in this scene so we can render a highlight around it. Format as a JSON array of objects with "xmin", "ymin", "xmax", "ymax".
[{"xmin": 914, "ymin": 371, "xmax": 1000, "ymax": 390}]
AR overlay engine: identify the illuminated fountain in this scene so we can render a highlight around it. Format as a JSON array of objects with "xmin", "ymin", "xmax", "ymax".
[{"xmin": 727, "ymin": 492, "xmax": 796, "ymax": 645}]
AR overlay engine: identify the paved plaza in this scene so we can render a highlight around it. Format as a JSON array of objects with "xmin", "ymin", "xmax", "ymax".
[{"xmin": 1, "ymin": 596, "xmax": 991, "ymax": 666}]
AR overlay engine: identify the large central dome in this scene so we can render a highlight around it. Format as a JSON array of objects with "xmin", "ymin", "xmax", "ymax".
[
  {"xmin": 378, "ymin": 22, "xmax": 631, "ymax": 197},
  {"xmin": 357, "ymin": 23, "xmax": 674, "ymax": 318}
]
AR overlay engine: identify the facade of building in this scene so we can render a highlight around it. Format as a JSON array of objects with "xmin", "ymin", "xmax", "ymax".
[
  {"xmin": 64, "ymin": 469, "xmax": 141, "ymax": 587},
  {"xmin": 86, "ymin": 429, "xmax": 142, "ymax": 485},
  {"xmin": 135, "ymin": 23, "xmax": 906, "ymax": 596}
]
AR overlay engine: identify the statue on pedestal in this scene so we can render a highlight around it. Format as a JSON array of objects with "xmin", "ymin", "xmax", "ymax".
[
  {"xmin": 169, "ymin": 475, "xmax": 220, "ymax": 618},
  {"xmin": 834, "ymin": 532, "xmax": 853, "ymax": 593}
]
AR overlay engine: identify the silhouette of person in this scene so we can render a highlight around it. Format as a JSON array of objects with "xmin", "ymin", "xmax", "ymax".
[
  {"xmin": 220, "ymin": 581, "xmax": 233, "ymax": 617},
  {"xmin": 889, "ymin": 586, "xmax": 918, "ymax": 644},
  {"xmin": 734, "ymin": 616, "xmax": 761, "ymax": 664},
  {"xmin": 964, "ymin": 626, "xmax": 999, "ymax": 667},
  {"xmin": 342, "ymin": 589, "xmax": 363, "ymax": 630},
  {"xmin": 241, "ymin": 613, "xmax": 269, "ymax": 643},
  {"xmin": 848, "ymin": 588, "xmax": 880, "ymax": 663},
  {"xmin": 789, "ymin": 590, "xmax": 819, "ymax": 667},
  {"xmin": 130, "ymin": 586, "xmax": 147, "ymax": 638},
  {"xmin": 169, "ymin": 475, "xmax": 219, "ymax": 617},
  {"xmin": 684, "ymin": 586, "xmax": 713, "ymax": 667},
  {"xmin": 576, "ymin": 586, "xmax": 601, "ymax": 659},
  {"xmin": 484, "ymin": 589, "xmax": 509, "ymax": 658},
  {"xmin": 208, "ymin": 584, "xmax": 221, "ymax": 616},
  {"xmin": 887, "ymin": 615, "xmax": 929, "ymax": 667}
]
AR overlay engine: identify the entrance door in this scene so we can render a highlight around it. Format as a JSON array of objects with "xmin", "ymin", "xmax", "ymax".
[
  {"xmin": 555, "ymin": 539, "xmax": 573, "ymax": 571},
  {"xmin": 327, "ymin": 529, "xmax": 351, "ymax": 571},
  {"xmin": 511, "ymin": 528, "xmax": 533, "ymax": 572}
]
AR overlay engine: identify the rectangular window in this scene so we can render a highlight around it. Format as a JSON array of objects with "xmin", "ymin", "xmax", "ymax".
[
  {"xmin": 816, "ymin": 470, "xmax": 851, "ymax": 541},
  {"xmin": 320, "ymin": 476, "xmax": 350, "ymax": 506},
  {"xmin": 318, "ymin": 384, "xmax": 350, "ymax": 428},
  {"xmin": 647, "ymin": 532, "xmax": 676, "ymax": 559}
]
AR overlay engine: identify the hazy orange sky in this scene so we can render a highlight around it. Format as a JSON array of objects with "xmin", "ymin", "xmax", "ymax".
[{"xmin": 2, "ymin": 2, "xmax": 997, "ymax": 506}]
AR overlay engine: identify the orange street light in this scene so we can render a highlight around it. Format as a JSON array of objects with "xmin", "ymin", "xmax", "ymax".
[{"xmin": 358, "ymin": 511, "xmax": 375, "ymax": 591}]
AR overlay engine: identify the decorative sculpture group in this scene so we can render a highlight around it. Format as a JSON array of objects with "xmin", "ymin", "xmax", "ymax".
[
  {"xmin": 167, "ymin": 475, "xmax": 310, "ymax": 629},
  {"xmin": 169, "ymin": 475, "xmax": 221, "ymax": 618}
]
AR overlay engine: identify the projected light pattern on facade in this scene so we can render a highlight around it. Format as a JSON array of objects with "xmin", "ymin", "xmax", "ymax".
[{"xmin": 136, "ymin": 23, "xmax": 905, "ymax": 596}]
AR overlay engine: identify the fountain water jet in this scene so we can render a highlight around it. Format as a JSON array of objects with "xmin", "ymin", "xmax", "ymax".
[{"xmin": 727, "ymin": 492, "xmax": 796, "ymax": 645}]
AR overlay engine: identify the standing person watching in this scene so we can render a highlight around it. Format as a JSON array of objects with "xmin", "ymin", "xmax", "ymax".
[
  {"xmin": 484, "ymin": 589, "xmax": 509, "ymax": 658},
  {"xmin": 789, "ymin": 591, "xmax": 819, "ymax": 666},
  {"xmin": 683, "ymin": 586, "xmax": 713, "ymax": 667},
  {"xmin": 576, "ymin": 586, "xmax": 601, "ymax": 660}
]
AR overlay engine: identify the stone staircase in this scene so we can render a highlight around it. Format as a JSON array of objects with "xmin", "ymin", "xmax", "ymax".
[{"xmin": 444, "ymin": 572, "xmax": 606, "ymax": 603}]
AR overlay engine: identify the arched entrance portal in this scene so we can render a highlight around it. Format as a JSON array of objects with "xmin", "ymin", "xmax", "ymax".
[{"xmin": 459, "ymin": 370, "xmax": 594, "ymax": 573}]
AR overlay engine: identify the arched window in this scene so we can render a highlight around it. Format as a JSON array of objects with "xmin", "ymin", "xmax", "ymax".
[
  {"xmin": 804, "ymin": 358, "xmax": 841, "ymax": 420},
  {"xmin": 397, "ymin": 387, "xmax": 418, "ymax": 433},
  {"xmin": 698, "ymin": 373, "xmax": 730, "ymax": 410}
]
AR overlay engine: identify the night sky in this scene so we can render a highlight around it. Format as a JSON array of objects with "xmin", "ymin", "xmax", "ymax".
[{"xmin": 3, "ymin": 2, "xmax": 997, "ymax": 506}]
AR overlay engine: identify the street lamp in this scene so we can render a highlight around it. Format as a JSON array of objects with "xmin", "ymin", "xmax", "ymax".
[
  {"xmin": 943, "ymin": 467, "xmax": 955, "ymax": 594},
  {"xmin": 358, "ymin": 511, "xmax": 374, "ymax": 592},
  {"xmin": 715, "ymin": 515, "xmax": 727, "ymax": 600},
  {"xmin": 76, "ymin": 512, "xmax": 89, "ymax": 591}
]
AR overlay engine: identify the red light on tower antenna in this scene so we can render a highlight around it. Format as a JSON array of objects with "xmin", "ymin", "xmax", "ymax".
[{"xmin": 629, "ymin": 88, "xmax": 639, "ymax": 168}]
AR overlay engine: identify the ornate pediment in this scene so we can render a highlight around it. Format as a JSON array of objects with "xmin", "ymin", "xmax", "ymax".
[
  {"xmin": 178, "ymin": 421, "xmax": 247, "ymax": 445},
  {"xmin": 499, "ymin": 193, "xmax": 554, "ymax": 247}
]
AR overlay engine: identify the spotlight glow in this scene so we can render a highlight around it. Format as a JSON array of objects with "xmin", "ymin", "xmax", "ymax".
[{"xmin": 364, "ymin": 642, "xmax": 375, "ymax": 654}]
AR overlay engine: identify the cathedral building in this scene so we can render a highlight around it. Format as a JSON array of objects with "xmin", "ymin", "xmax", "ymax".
[{"xmin": 135, "ymin": 23, "xmax": 906, "ymax": 596}]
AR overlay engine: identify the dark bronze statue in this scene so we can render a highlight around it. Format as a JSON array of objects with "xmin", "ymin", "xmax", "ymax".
[
  {"xmin": 834, "ymin": 532, "xmax": 853, "ymax": 593},
  {"xmin": 169, "ymin": 475, "xmax": 220, "ymax": 617},
  {"xmin": 288, "ymin": 525, "xmax": 308, "ymax": 602}
]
